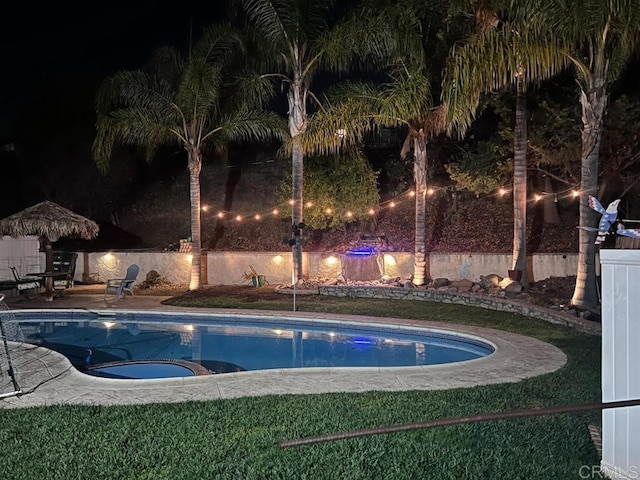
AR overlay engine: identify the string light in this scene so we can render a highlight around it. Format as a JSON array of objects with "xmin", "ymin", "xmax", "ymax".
[{"xmin": 200, "ymin": 183, "xmax": 581, "ymax": 224}]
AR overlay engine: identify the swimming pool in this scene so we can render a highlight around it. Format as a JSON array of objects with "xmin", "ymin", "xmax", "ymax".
[{"xmin": 12, "ymin": 310, "xmax": 494, "ymax": 379}]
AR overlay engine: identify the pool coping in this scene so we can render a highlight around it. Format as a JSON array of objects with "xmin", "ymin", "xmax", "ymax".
[{"xmin": 1, "ymin": 305, "xmax": 567, "ymax": 409}]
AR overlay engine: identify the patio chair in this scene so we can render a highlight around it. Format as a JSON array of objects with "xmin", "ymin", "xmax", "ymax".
[
  {"xmin": 10, "ymin": 267, "xmax": 41, "ymax": 299},
  {"xmin": 52, "ymin": 252, "xmax": 78, "ymax": 292},
  {"xmin": 104, "ymin": 264, "xmax": 139, "ymax": 300}
]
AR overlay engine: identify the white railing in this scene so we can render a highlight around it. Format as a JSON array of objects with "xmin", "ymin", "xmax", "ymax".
[{"xmin": 600, "ymin": 250, "xmax": 640, "ymax": 480}]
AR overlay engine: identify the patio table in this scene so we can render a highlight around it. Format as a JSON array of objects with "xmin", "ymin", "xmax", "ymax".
[{"xmin": 27, "ymin": 272, "xmax": 69, "ymax": 301}]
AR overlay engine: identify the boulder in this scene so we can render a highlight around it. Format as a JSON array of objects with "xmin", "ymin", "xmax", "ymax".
[
  {"xmin": 433, "ymin": 278, "xmax": 450, "ymax": 288},
  {"xmin": 146, "ymin": 270, "xmax": 161, "ymax": 283},
  {"xmin": 450, "ymin": 279, "xmax": 474, "ymax": 291},
  {"xmin": 480, "ymin": 274, "xmax": 503, "ymax": 288},
  {"xmin": 499, "ymin": 278, "xmax": 524, "ymax": 293}
]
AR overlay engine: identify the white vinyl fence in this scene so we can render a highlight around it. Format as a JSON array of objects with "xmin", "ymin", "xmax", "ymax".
[{"xmin": 600, "ymin": 250, "xmax": 640, "ymax": 480}]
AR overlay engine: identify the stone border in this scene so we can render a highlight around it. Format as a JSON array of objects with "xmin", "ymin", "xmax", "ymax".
[{"xmin": 319, "ymin": 286, "xmax": 602, "ymax": 335}]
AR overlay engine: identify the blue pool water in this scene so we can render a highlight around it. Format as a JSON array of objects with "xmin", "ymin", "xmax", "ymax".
[{"xmin": 13, "ymin": 310, "xmax": 494, "ymax": 378}]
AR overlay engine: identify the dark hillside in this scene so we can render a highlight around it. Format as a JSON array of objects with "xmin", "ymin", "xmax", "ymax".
[{"xmin": 117, "ymin": 148, "xmax": 580, "ymax": 254}]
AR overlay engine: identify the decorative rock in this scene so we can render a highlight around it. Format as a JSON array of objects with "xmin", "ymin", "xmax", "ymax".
[
  {"xmin": 480, "ymin": 274, "xmax": 503, "ymax": 288},
  {"xmin": 433, "ymin": 278, "xmax": 450, "ymax": 287},
  {"xmin": 146, "ymin": 270, "xmax": 161, "ymax": 283},
  {"xmin": 450, "ymin": 279, "xmax": 474, "ymax": 291},
  {"xmin": 337, "ymin": 273, "xmax": 346, "ymax": 284},
  {"xmin": 381, "ymin": 275, "xmax": 400, "ymax": 284},
  {"xmin": 500, "ymin": 279, "xmax": 524, "ymax": 293},
  {"xmin": 471, "ymin": 284, "xmax": 482, "ymax": 293},
  {"xmin": 403, "ymin": 280, "xmax": 416, "ymax": 289}
]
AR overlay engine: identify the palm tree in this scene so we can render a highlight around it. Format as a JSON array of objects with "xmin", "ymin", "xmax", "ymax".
[
  {"xmin": 543, "ymin": 0, "xmax": 640, "ymax": 308},
  {"xmin": 237, "ymin": 0, "xmax": 394, "ymax": 283},
  {"xmin": 307, "ymin": 65, "xmax": 446, "ymax": 286},
  {"xmin": 442, "ymin": 2, "xmax": 568, "ymax": 287},
  {"xmin": 93, "ymin": 24, "xmax": 286, "ymax": 290},
  {"xmin": 301, "ymin": 0, "xmax": 449, "ymax": 286}
]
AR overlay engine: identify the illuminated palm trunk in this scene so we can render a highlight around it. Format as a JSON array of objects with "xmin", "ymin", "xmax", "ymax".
[
  {"xmin": 413, "ymin": 133, "xmax": 428, "ymax": 286},
  {"xmin": 288, "ymin": 71, "xmax": 307, "ymax": 284},
  {"xmin": 572, "ymin": 79, "xmax": 607, "ymax": 308},
  {"xmin": 512, "ymin": 76, "xmax": 529, "ymax": 286},
  {"xmin": 188, "ymin": 149, "xmax": 202, "ymax": 291},
  {"xmin": 290, "ymin": 136, "xmax": 304, "ymax": 283}
]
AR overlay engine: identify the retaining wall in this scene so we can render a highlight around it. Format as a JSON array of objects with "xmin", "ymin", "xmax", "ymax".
[
  {"xmin": 75, "ymin": 251, "xmax": 578, "ymax": 286},
  {"xmin": 320, "ymin": 285, "xmax": 601, "ymax": 335}
]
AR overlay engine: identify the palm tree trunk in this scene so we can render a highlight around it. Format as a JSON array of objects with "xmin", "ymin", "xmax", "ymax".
[
  {"xmin": 413, "ymin": 133, "xmax": 428, "ymax": 286},
  {"xmin": 188, "ymin": 149, "xmax": 202, "ymax": 291},
  {"xmin": 291, "ymin": 135, "xmax": 304, "ymax": 284},
  {"xmin": 572, "ymin": 83, "xmax": 607, "ymax": 308},
  {"xmin": 288, "ymin": 79, "xmax": 307, "ymax": 284},
  {"xmin": 512, "ymin": 76, "xmax": 529, "ymax": 287}
]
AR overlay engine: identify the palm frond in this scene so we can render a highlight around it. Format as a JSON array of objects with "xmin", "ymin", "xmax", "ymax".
[
  {"xmin": 240, "ymin": 0, "xmax": 298, "ymax": 46},
  {"xmin": 442, "ymin": 20, "xmax": 569, "ymax": 136},
  {"xmin": 191, "ymin": 23, "xmax": 244, "ymax": 63},
  {"xmin": 93, "ymin": 114, "xmax": 178, "ymax": 171},
  {"xmin": 321, "ymin": 0, "xmax": 423, "ymax": 74},
  {"xmin": 204, "ymin": 110, "xmax": 288, "ymax": 147},
  {"xmin": 226, "ymin": 72, "xmax": 279, "ymax": 111}
]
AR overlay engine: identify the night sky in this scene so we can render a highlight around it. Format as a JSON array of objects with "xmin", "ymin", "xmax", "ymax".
[{"xmin": 0, "ymin": 2, "xmax": 227, "ymax": 137}]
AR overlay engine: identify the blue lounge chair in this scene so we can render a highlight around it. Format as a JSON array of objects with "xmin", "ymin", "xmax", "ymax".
[{"xmin": 104, "ymin": 264, "xmax": 139, "ymax": 300}]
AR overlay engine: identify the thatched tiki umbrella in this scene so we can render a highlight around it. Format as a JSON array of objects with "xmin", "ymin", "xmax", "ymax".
[{"xmin": 1, "ymin": 201, "xmax": 99, "ymax": 299}]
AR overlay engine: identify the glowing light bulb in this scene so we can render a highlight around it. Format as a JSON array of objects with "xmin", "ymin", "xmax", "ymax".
[
  {"xmin": 572, "ymin": 190, "xmax": 580, "ymax": 198},
  {"xmin": 305, "ymin": 201, "xmax": 313, "ymax": 208},
  {"xmin": 427, "ymin": 188, "xmax": 435, "ymax": 196},
  {"xmin": 389, "ymin": 202, "xmax": 396, "ymax": 208},
  {"xmin": 201, "ymin": 205, "xmax": 209, "ymax": 212},
  {"xmin": 217, "ymin": 211, "xmax": 225, "ymax": 218},
  {"xmin": 235, "ymin": 215, "xmax": 242, "ymax": 222},
  {"xmin": 346, "ymin": 211, "xmax": 353, "ymax": 217},
  {"xmin": 534, "ymin": 194, "xmax": 542, "ymax": 202},
  {"xmin": 325, "ymin": 208, "xmax": 332, "ymax": 215},
  {"xmin": 498, "ymin": 188, "xmax": 507, "ymax": 196},
  {"xmin": 288, "ymin": 199, "xmax": 294, "ymax": 206},
  {"xmin": 368, "ymin": 208, "xmax": 375, "ymax": 215},
  {"xmin": 272, "ymin": 208, "xmax": 279, "ymax": 215},
  {"xmin": 408, "ymin": 190, "xmax": 415, "ymax": 197}
]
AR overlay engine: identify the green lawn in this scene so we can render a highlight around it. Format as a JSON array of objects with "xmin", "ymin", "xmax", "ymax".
[{"xmin": 0, "ymin": 293, "xmax": 601, "ymax": 479}]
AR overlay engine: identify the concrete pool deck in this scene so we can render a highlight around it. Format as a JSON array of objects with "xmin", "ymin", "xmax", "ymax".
[{"xmin": 1, "ymin": 294, "xmax": 567, "ymax": 409}]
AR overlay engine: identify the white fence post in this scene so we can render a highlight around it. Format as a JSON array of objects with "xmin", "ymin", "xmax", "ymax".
[{"xmin": 600, "ymin": 250, "xmax": 640, "ymax": 480}]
